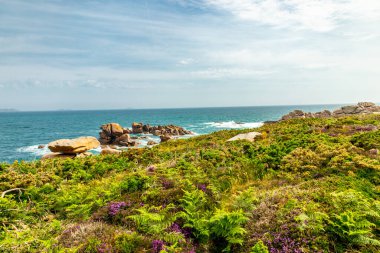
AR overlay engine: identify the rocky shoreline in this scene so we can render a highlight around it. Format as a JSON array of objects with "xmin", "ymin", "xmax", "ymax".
[
  {"xmin": 281, "ymin": 102, "xmax": 380, "ymax": 120},
  {"xmin": 40, "ymin": 102, "xmax": 379, "ymax": 160},
  {"xmin": 42, "ymin": 123, "xmax": 194, "ymax": 159}
]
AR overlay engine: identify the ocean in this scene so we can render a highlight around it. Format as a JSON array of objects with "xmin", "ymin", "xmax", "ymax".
[{"xmin": 0, "ymin": 104, "xmax": 343, "ymax": 163}]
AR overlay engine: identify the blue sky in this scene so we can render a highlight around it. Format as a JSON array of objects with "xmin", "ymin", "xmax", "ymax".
[{"xmin": 0, "ymin": 0, "xmax": 379, "ymax": 110}]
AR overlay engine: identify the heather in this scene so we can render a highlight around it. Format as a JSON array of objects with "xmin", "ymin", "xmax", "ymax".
[{"xmin": 1, "ymin": 115, "xmax": 380, "ymax": 252}]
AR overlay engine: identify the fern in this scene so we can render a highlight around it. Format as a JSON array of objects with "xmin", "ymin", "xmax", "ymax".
[
  {"xmin": 209, "ymin": 209, "xmax": 249, "ymax": 252},
  {"xmin": 179, "ymin": 189, "xmax": 211, "ymax": 242},
  {"xmin": 251, "ymin": 240, "xmax": 269, "ymax": 253},
  {"xmin": 128, "ymin": 204, "xmax": 184, "ymax": 243},
  {"xmin": 233, "ymin": 187, "xmax": 258, "ymax": 213},
  {"xmin": 329, "ymin": 211, "xmax": 380, "ymax": 246}
]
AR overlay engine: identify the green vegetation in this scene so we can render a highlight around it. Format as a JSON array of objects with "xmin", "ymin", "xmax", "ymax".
[{"xmin": 1, "ymin": 114, "xmax": 380, "ymax": 252}]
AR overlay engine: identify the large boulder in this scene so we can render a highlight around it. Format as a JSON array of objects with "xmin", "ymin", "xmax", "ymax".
[
  {"xmin": 99, "ymin": 123, "xmax": 125, "ymax": 144},
  {"xmin": 100, "ymin": 123, "xmax": 124, "ymax": 137},
  {"xmin": 48, "ymin": 136, "xmax": 100, "ymax": 154},
  {"xmin": 341, "ymin": 105, "xmax": 360, "ymax": 114},
  {"xmin": 132, "ymin": 122, "xmax": 143, "ymax": 134},
  {"xmin": 115, "ymin": 133, "xmax": 131, "ymax": 146},
  {"xmin": 227, "ymin": 132, "xmax": 262, "ymax": 142},
  {"xmin": 101, "ymin": 148, "xmax": 122, "ymax": 155}
]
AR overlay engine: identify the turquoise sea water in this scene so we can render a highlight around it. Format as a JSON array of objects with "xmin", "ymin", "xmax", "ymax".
[{"xmin": 0, "ymin": 104, "xmax": 344, "ymax": 163}]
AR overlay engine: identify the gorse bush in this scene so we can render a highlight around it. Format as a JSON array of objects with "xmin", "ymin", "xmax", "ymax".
[
  {"xmin": 1, "ymin": 114, "xmax": 380, "ymax": 252},
  {"xmin": 351, "ymin": 130, "xmax": 380, "ymax": 150}
]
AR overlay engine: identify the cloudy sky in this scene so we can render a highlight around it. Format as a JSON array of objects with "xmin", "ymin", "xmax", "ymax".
[{"xmin": 0, "ymin": 0, "xmax": 379, "ymax": 110}]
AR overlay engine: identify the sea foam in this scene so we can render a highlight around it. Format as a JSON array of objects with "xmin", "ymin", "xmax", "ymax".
[
  {"xmin": 204, "ymin": 121, "xmax": 263, "ymax": 129},
  {"xmin": 16, "ymin": 145, "xmax": 50, "ymax": 157}
]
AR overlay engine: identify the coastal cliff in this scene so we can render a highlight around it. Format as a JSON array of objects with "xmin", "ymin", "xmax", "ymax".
[{"xmin": 1, "ymin": 112, "xmax": 380, "ymax": 252}]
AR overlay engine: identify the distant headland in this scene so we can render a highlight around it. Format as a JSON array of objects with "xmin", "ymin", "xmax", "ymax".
[{"xmin": 0, "ymin": 108, "xmax": 18, "ymax": 112}]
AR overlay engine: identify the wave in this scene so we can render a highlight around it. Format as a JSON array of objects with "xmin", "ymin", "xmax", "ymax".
[
  {"xmin": 16, "ymin": 144, "xmax": 50, "ymax": 157},
  {"xmin": 204, "ymin": 121, "xmax": 263, "ymax": 129},
  {"xmin": 17, "ymin": 144, "xmax": 103, "ymax": 156}
]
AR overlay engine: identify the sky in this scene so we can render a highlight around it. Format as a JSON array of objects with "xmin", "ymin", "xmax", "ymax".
[{"xmin": 0, "ymin": 0, "xmax": 380, "ymax": 110}]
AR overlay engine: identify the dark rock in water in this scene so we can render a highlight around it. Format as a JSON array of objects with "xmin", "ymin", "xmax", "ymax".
[
  {"xmin": 38, "ymin": 145, "xmax": 45, "ymax": 149},
  {"xmin": 281, "ymin": 102, "xmax": 380, "ymax": 121}
]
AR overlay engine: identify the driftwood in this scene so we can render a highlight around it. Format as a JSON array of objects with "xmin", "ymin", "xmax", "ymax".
[{"xmin": 1, "ymin": 188, "xmax": 24, "ymax": 198}]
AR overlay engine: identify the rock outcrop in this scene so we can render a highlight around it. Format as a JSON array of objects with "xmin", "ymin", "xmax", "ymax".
[
  {"xmin": 160, "ymin": 135, "xmax": 172, "ymax": 142},
  {"xmin": 101, "ymin": 148, "xmax": 122, "ymax": 155},
  {"xmin": 147, "ymin": 140, "xmax": 157, "ymax": 146},
  {"xmin": 42, "ymin": 151, "xmax": 93, "ymax": 160},
  {"xmin": 99, "ymin": 123, "xmax": 136, "ymax": 147},
  {"xmin": 99, "ymin": 123, "xmax": 124, "ymax": 144},
  {"xmin": 132, "ymin": 123, "xmax": 192, "ymax": 136},
  {"xmin": 227, "ymin": 132, "xmax": 262, "ymax": 142},
  {"xmin": 48, "ymin": 136, "xmax": 100, "ymax": 154},
  {"xmin": 281, "ymin": 102, "xmax": 380, "ymax": 121},
  {"xmin": 99, "ymin": 122, "xmax": 193, "ymax": 145},
  {"xmin": 132, "ymin": 122, "xmax": 143, "ymax": 134},
  {"xmin": 41, "ymin": 152, "xmax": 76, "ymax": 160}
]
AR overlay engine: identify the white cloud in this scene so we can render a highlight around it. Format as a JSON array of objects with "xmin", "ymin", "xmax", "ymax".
[
  {"xmin": 204, "ymin": 0, "xmax": 380, "ymax": 32},
  {"xmin": 192, "ymin": 67, "xmax": 273, "ymax": 79},
  {"xmin": 178, "ymin": 58, "xmax": 195, "ymax": 65}
]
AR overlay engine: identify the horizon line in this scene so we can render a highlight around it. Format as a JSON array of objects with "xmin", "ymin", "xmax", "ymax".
[{"xmin": 1, "ymin": 101, "xmax": 374, "ymax": 113}]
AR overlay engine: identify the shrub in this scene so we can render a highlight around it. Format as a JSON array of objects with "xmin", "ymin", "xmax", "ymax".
[
  {"xmin": 114, "ymin": 232, "xmax": 148, "ymax": 253},
  {"xmin": 251, "ymin": 240, "xmax": 269, "ymax": 253}
]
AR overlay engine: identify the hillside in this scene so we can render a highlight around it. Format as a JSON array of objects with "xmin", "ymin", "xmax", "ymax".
[{"xmin": 1, "ymin": 115, "xmax": 380, "ymax": 252}]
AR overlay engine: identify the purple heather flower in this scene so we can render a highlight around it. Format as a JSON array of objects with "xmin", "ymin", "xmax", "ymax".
[
  {"xmin": 162, "ymin": 179, "xmax": 174, "ymax": 189},
  {"xmin": 182, "ymin": 227, "xmax": 192, "ymax": 239},
  {"xmin": 197, "ymin": 184, "xmax": 207, "ymax": 192},
  {"xmin": 170, "ymin": 223, "xmax": 182, "ymax": 233},
  {"xmin": 147, "ymin": 165, "xmax": 156, "ymax": 172},
  {"xmin": 97, "ymin": 243, "xmax": 112, "ymax": 253},
  {"xmin": 108, "ymin": 201, "xmax": 127, "ymax": 216},
  {"xmin": 152, "ymin": 240, "xmax": 165, "ymax": 253}
]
